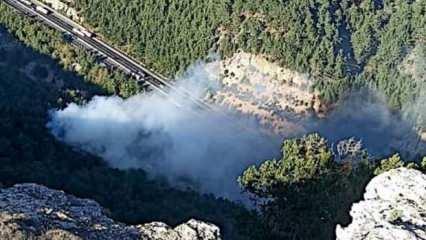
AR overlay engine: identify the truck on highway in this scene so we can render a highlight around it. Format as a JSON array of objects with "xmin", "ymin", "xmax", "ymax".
[
  {"xmin": 35, "ymin": 6, "xmax": 50, "ymax": 14},
  {"xmin": 72, "ymin": 28, "xmax": 95, "ymax": 38},
  {"xmin": 130, "ymin": 71, "xmax": 148, "ymax": 81}
]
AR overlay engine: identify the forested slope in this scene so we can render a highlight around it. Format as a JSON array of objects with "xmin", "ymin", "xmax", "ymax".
[
  {"xmin": 0, "ymin": 15, "xmax": 270, "ymax": 240},
  {"xmin": 0, "ymin": 1, "xmax": 425, "ymax": 240},
  {"xmin": 74, "ymin": 0, "xmax": 425, "ymax": 106},
  {"xmin": 0, "ymin": 2, "xmax": 141, "ymax": 97}
]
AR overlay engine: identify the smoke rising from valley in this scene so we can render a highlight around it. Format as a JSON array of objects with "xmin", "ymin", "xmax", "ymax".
[
  {"xmin": 310, "ymin": 91, "xmax": 426, "ymax": 159},
  {"xmin": 47, "ymin": 61, "xmax": 426, "ymax": 201},
  {"xmin": 48, "ymin": 62, "xmax": 283, "ymax": 200}
]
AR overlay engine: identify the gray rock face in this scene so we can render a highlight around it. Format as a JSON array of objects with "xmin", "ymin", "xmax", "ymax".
[
  {"xmin": 138, "ymin": 220, "xmax": 221, "ymax": 240},
  {"xmin": 336, "ymin": 168, "xmax": 426, "ymax": 240},
  {"xmin": 0, "ymin": 184, "xmax": 221, "ymax": 240}
]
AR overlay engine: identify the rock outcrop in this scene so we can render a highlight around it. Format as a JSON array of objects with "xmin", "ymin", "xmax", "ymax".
[
  {"xmin": 209, "ymin": 52, "xmax": 325, "ymax": 134},
  {"xmin": 0, "ymin": 184, "xmax": 221, "ymax": 240},
  {"xmin": 336, "ymin": 168, "xmax": 426, "ymax": 240}
]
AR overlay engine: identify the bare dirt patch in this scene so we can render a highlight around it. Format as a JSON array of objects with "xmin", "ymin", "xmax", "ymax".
[{"xmin": 210, "ymin": 52, "xmax": 324, "ymax": 134}]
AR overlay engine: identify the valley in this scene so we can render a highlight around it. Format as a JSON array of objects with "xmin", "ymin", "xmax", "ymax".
[{"xmin": 0, "ymin": 0, "xmax": 425, "ymax": 239}]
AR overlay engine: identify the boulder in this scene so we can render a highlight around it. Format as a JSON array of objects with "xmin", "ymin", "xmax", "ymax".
[{"xmin": 336, "ymin": 168, "xmax": 426, "ymax": 240}]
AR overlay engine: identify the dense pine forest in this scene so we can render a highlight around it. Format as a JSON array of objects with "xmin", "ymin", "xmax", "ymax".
[
  {"xmin": 74, "ymin": 0, "xmax": 425, "ymax": 107},
  {"xmin": 0, "ymin": 0, "xmax": 425, "ymax": 239}
]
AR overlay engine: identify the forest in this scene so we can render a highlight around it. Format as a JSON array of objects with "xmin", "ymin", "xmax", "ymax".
[
  {"xmin": 0, "ymin": 5, "xmax": 270, "ymax": 240},
  {"xmin": 0, "ymin": 0, "xmax": 425, "ymax": 239},
  {"xmin": 73, "ymin": 0, "xmax": 425, "ymax": 108}
]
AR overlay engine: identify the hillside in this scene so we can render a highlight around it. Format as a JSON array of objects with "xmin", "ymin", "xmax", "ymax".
[
  {"xmin": 37, "ymin": 0, "xmax": 426, "ymax": 132},
  {"xmin": 0, "ymin": 0, "xmax": 425, "ymax": 240},
  {"xmin": 0, "ymin": 27, "xmax": 269, "ymax": 240},
  {"xmin": 72, "ymin": 0, "xmax": 425, "ymax": 108}
]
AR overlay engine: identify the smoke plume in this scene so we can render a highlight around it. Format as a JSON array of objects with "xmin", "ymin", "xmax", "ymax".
[
  {"xmin": 48, "ymin": 61, "xmax": 426, "ymax": 201},
  {"xmin": 310, "ymin": 91, "xmax": 426, "ymax": 159},
  {"xmin": 402, "ymin": 43, "xmax": 426, "ymax": 135},
  {"xmin": 48, "ymin": 62, "xmax": 282, "ymax": 201}
]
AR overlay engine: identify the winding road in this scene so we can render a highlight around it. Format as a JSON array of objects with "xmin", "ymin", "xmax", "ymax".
[{"xmin": 2, "ymin": 0, "xmax": 213, "ymax": 110}]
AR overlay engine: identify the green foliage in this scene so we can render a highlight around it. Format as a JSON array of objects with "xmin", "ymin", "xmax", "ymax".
[
  {"xmin": 75, "ymin": 0, "xmax": 230, "ymax": 76},
  {"xmin": 422, "ymin": 157, "xmax": 426, "ymax": 171},
  {"xmin": 0, "ymin": 2, "xmax": 141, "ymax": 98},
  {"xmin": 4, "ymin": 0, "xmax": 424, "ymax": 107},
  {"xmin": 373, "ymin": 154, "xmax": 405, "ymax": 175},
  {"xmin": 1, "ymin": 1, "xmax": 425, "ymax": 239},
  {"xmin": 74, "ymin": 0, "xmax": 425, "ymax": 106},
  {"xmin": 355, "ymin": 0, "xmax": 425, "ymax": 109},
  {"xmin": 239, "ymin": 134, "xmax": 334, "ymax": 198},
  {"xmin": 0, "ymin": 22, "xmax": 270, "ymax": 240},
  {"xmin": 373, "ymin": 154, "xmax": 424, "ymax": 175},
  {"xmin": 239, "ymin": 134, "xmax": 374, "ymax": 239}
]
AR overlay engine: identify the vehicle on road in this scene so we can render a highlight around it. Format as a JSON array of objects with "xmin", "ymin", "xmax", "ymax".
[
  {"xmin": 72, "ymin": 28, "xmax": 95, "ymax": 38},
  {"xmin": 35, "ymin": 6, "xmax": 49, "ymax": 14}
]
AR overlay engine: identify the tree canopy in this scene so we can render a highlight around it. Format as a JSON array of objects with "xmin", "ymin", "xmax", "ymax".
[
  {"xmin": 1, "ymin": 1, "xmax": 425, "ymax": 239},
  {"xmin": 73, "ymin": 0, "xmax": 425, "ymax": 106},
  {"xmin": 239, "ymin": 134, "xmax": 373, "ymax": 239}
]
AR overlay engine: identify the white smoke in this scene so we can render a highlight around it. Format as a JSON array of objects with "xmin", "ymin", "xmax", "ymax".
[
  {"xmin": 309, "ymin": 91, "xmax": 426, "ymax": 159},
  {"xmin": 402, "ymin": 43, "xmax": 426, "ymax": 133},
  {"xmin": 47, "ymin": 61, "xmax": 282, "ymax": 201},
  {"xmin": 47, "ymin": 60, "xmax": 426, "ymax": 202}
]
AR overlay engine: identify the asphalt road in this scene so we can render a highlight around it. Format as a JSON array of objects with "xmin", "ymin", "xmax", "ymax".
[{"xmin": 3, "ymin": 0, "xmax": 212, "ymax": 110}]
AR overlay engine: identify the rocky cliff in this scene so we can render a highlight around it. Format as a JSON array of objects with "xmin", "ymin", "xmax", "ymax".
[
  {"xmin": 0, "ymin": 184, "xmax": 221, "ymax": 240},
  {"xmin": 0, "ymin": 168, "xmax": 424, "ymax": 240},
  {"xmin": 210, "ymin": 52, "xmax": 324, "ymax": 134},
  {"xmin": 336, "ymin": 168, "xmax": 426, "ymax": 240}
]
